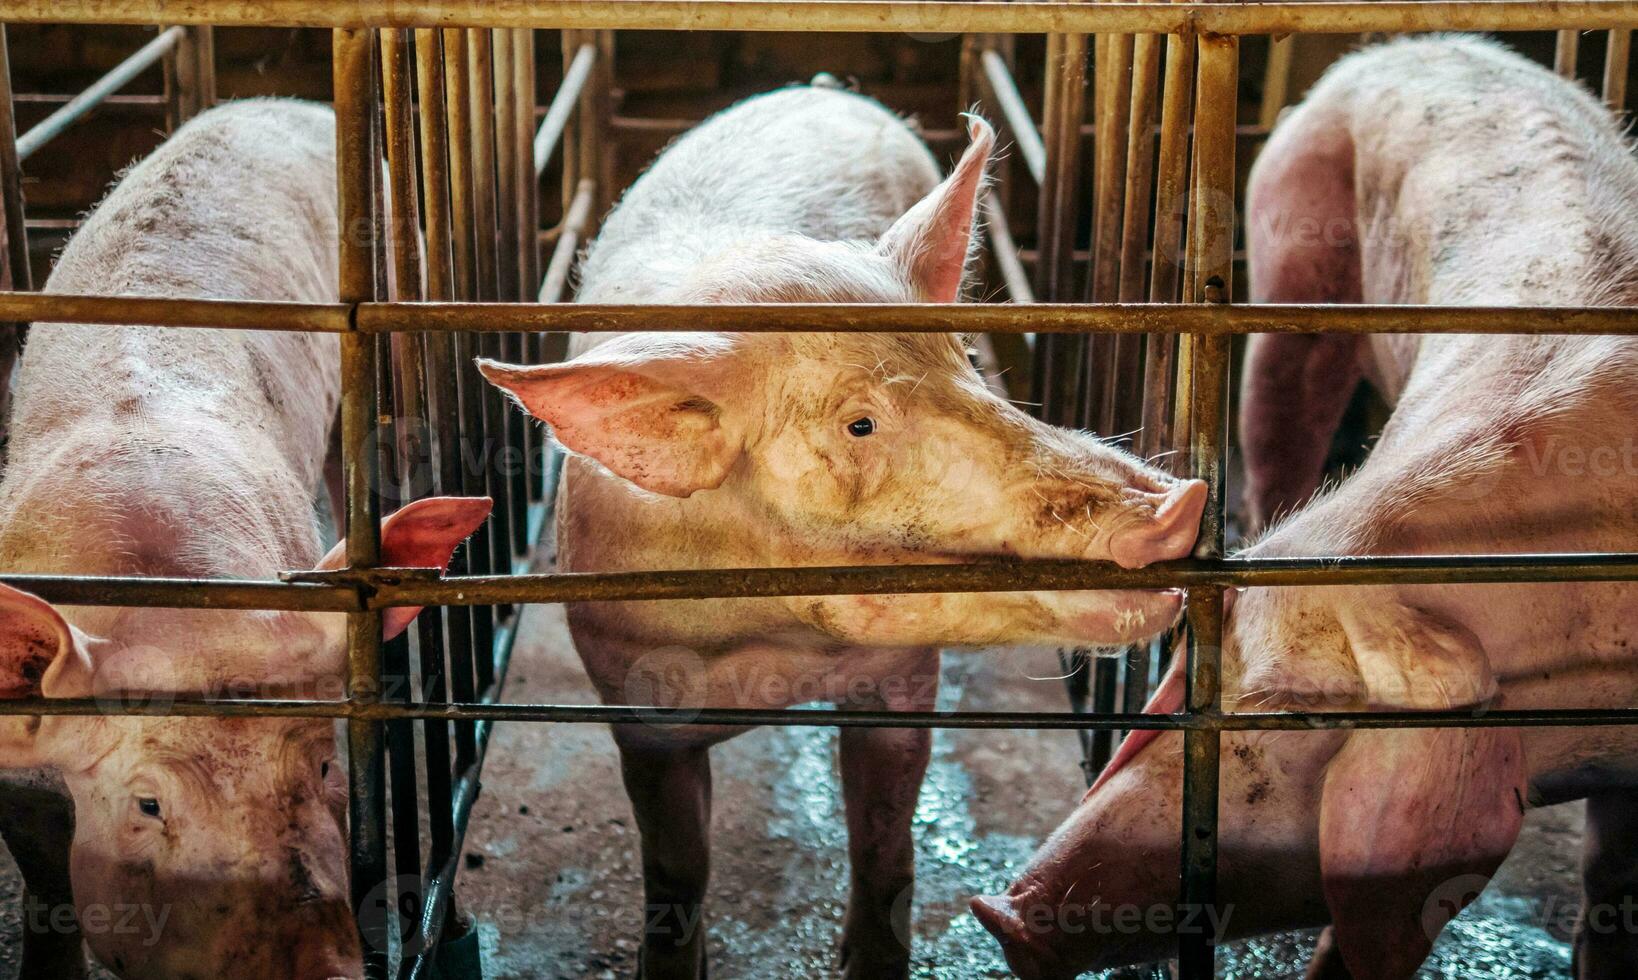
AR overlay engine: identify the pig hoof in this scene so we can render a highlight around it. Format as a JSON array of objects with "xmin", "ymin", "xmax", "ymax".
[{"xmin": 970, "ymin": 894, "xmax": 1072, "ymax": 980}]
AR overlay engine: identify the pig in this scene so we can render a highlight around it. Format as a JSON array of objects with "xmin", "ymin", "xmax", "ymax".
[
  {"xmin": 0, "ymin": 99, "xmax": 490, "ymax": 979},
  {"xmin": 973, "ymin": 36, "xmax": 1638, "ymax": 980},
  {"xmin": 477, "ymin": 81, "xmax": 1206, "ymax": 980}
]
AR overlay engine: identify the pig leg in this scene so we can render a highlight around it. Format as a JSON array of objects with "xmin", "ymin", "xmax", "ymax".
[
  {"xmin": 1241, "ymin": 99, "xmax": 1365, "ymax": 533},
  {"xmin": 1239, "ymin": 334, "xmax": 1365, "ymax": 532},
  {"xmin": 0, "ymin": 782, "xmax": 87, "ymax": 979},
  {"xmin": 1305, "ymin": 927, "xmax": 1354, "ymax": 980},
  {"xmin": 837, "ymin": 649, "xmax": 938, "ymax": 980},
  {"xmin": 1575, "ymin": 790, "xmax": 1638, "ymax": 979},
  {"xmin": 616, "ymin": 735, "xmax": 713, "ymax": 980}
]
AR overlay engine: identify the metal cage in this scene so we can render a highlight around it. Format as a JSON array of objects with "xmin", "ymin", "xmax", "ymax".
[{"xmin": 1, "ymin": 3, "xmax": 1637, "ymax": 979}]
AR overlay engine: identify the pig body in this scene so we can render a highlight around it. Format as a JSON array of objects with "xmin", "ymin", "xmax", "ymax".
[
  {"xmin": 0, "ymin": 100, "xmax": 487, "ymax": 980},
  {"xmin": 976, "ymin": 37, "xmax": 1638, "ymax": 980},
  {"xmin": 481, "ymin": 83, "xmax": 1205, "ymax": 979}
]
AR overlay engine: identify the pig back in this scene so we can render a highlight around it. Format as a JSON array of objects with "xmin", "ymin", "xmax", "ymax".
[
  {"xmin": 0, "ymin": 99, "xmax": 341, "ymax": 577},
  {"xmin": 576, "ymin": 85, "xmax": 942, "ymax": 308}
]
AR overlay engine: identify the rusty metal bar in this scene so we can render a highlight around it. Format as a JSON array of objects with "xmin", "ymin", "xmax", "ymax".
[
  {"xmin": 6, "ymin": 292, "xmax": 1638, "ymax": 336},
  {"xmin": 2, "ymin": 694, "xmax": 1637, "ymax": 731},
  {"xmin": 1605, "ymin": 28, "xmax": 1631, "ymax": 109},
  {"xmin": 1557, "ymin": 29, "xmax": 1582, "ymax": 77},
  {"xmin": 11, "ymin": 552, "xmax": 1638, "ymax": 611},
  {"xmin": 14, "ymin": 2, "xmax": 1638, "ymax": 35},
  {"xmin": 16, "ymin": 26, "xmax": 183, "ymax": 161},
  {"xmin": 534, "ymin": 41, "xmax": 597, "ymax": 177},
  {"xmin": 1177, "ymin": 27, "xmax": 1237, "ymax": 978},
  {"xmin": 979, "ymin": 49, "xmax": 1045, "ymax": 184},
  {"xmin": 334, "ymin": 25, "xmax": 390, "ymax": 980}
]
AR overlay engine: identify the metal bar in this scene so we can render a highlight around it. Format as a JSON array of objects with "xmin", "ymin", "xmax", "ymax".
[
  {"xmin": 14, "ymin": 2, "xmax": 1638, "ymax": 35},
  {"xmin": 0, "ymin": 26, "xmax": 32, "ymax": 305},
  {"xmin": 982, "ymin": 191, "xmax": 1034, "ymax": 304},
  {"xmin": 1557, "ymin": 29, "xmax": 1582, "ymax": 77},
  {"xmin": 1177, "ymin": 29, "xmax": 1237, "ymax": 979},
  {"xmin": 5, "ymin": 695, "xmax": 1638, "ymax": 731},
  {"xmin": 540, "ymin": 177, "xmax": 595, "ymax": 302},
  {"xmin": 514, "ymin": 29, "xmax": 540, "ymax": 300},
  {"xmin": 1120, "ymin": 33, "xmax": 1161, "ymax": 304},
  {"xmin": 1259, "ymin": 33, "xmax": 1294, "ymax": 129},
  {"xmin": 533, "ymin": 42, "xmax": 596, "ymax": 177},
  {"xmin": 979, "ymin": 49, "xmax": 1045, "ymax": 184},
  {"xmin": 6, "ymin": 292, "xmax": 1638, "ymax": 336},
  {"xmin": 1605, "ymin": 28, "xmax": 1631, "ymax": 109},
  {"xmin": 356, "ymin": 302, "xmax": 1638, "ymax": 335},
  {"xmin": 334, "ymin": 25, "xmax": 390, "ymax": 980},
  {"xmin": 16, "ymin": 27, "xmax": 184, "ymax": 161}
]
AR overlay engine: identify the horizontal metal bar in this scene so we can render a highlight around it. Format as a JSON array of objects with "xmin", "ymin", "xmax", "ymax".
[
  {"xmin": 2, "ymin": 695, "xmax": 1636, "ymax": 730},
  {"xmin": 980, "ymin": 49, "xmax": 1044, "ymax": 184},
  {"xmin": 12, "ymin": 2, "xmax": 1636, "ymax": 36},
  {"xmin": 0, "ymin": 292, "xmax": 352, "ymax": 331},
  {"xmin": 533, "ymin": 42, "xmax": 596, "ymax": 178},
  {"xmin": 10, "ymin": 553, "xmax": 1638, "ymax": 612},
  {"xmin": 7, "ymin": 291, "xmax": 1638, "ymax": 336},
  {"xmin": 354, "ymin": 302, "xmax": 1638, "ymax": 335},
  {"xmin": 16, "ymin": 27, "xmax": 183, "ymax": 161}
]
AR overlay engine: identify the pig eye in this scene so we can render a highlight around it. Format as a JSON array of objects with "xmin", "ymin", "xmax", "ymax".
[
  {"xmin": 137, "ymin": 797, "xmax": 162, "ymax": 820},
  {"xmin": 321, "ymin": 760, "xmax": 331, "ymax": 779},
  {"xmin": 846, "ymin": 417, "xmax": 876, "ymax": 437}
]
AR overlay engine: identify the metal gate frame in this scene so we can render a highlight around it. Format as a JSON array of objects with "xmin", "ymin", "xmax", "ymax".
[{"xmin": 0, "ymin": 3, "xmax": 1637, "ymax": 979}]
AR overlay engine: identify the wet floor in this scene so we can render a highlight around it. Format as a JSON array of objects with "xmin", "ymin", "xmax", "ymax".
[{"xmin": 0, "ymin": 588, "xmax": 1589, "ymax": 980}]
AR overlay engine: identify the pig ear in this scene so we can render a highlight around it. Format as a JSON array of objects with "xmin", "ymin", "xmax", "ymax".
[
  {"xmin": 1317, "ymin": 604, "xmax": 1524, "ymax": 979},
  {"xmin": 317, "ymin": 496, "xmax": 493, "ymax": 640},
  {"xmin": 476, "ymin": 351, "xmax": 742, "ymax": 498},
  {"xmin": 0, "ymin": 584, "xmax": 99, "ymax": 768},
  {"xmin": 877, "ymin": 115, "xmax": 995, "ymax": 303}
]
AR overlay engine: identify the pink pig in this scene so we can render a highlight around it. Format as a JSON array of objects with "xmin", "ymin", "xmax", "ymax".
[
  {"xmin": 975, "ymin": 37, "xmax": 1638, "ymax": 980},
  {"xmin": 480, "ymin": 81, "xmax": 1205, "ymax": 979},
  {"xmin": 0, "ymin": 100, "xmax": 489, "ymax": 979}
]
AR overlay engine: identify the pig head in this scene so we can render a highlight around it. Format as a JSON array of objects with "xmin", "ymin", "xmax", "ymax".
[
  {"xmin": 480, "ymin": 117, "xmax": 1204, "ymax": 653},
  {"xmin": 0, "ymin": 496, "xmax": 490, "ymax": 979}
]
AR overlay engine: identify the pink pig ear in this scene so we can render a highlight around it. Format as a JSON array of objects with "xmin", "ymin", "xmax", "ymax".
[
  {"xmin": 318, "ymin": 495, "xmax": 493, "ymax": 640},
  {"xmin": 0, "ymin": 584, "xmax": 99, "ymax": 769},
  {"xmin": 1318, "ymin": 603, "xmax": 1524, "ymax": 979},
  {"xmin": 0, "ymin": 583, "xmax": 96, "ymax": 701},
  {"xmin": 877, "ymin": 114, "xmax": 995, "ymax": 303},
  {"xmin": 476, "ymin": 345, "xmax": 743, "ymax": 498}
]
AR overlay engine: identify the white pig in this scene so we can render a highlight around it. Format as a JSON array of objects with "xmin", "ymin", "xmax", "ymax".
[
  {"xmin": 479, "ymin": 82, "xmax": 1206, "ymax": 980},
  {"xmin": 975, "ymin": 37, "xmax": 1638, "ymax": 980},
  {"xmin": 0, "ymin": 99, "xmax": 489, "ymax": 980}
]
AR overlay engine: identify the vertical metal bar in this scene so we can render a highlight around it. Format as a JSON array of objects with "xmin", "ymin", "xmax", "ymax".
[
  {"xmin": 1032, "ymin": 32, "xmax": 1088, "ymax": 423},
  {"xmin": 1556, "ymin": 30, "xmax": 1581, "ymax": 78},
  {"xmin": 1605, "ymin": 29, "xmax": 1631, "ymax": 111},
  {"xmin": 492, "ymin": 29, "xmax": 532, "ymax": 559},
  {"xmin": 335, "ymin": 26, "xmax": 388, "ymax": 980},
  {"xmin": 377, "ymin": 28, "xmax": 428, "ymax": 962},
  {"xmin": 590, "ymin": 30, "xmax": 616, "ymax": 229},
  {"xmin": 0, "ymin": 27, "xmax": 31, "ymax": 294},
  {"xmin": 1177, "ymin": 29, "xmax": 1236, "ymax": 980},
  {"xmin": 192, "ymin": 26, "xmax": 216, "ymax": 112},
  {"xmin": 467, "ymin": 29, "xmax": 514, "ymax": 673},
  {"xmin": 559, "ymin": 30, "xmax": 582, "ymax": 218},
  {"xmin": 512, "ymin": 28, "xmax": 546, "ymax": 503},
  {"xmin": 1258, "ymin": 34, "xmax": 1293, "ymax": 131},
  {"xmin": 443, "ymin": 29, "xmax": 498, "ymax": 721},
  {"xmin": 411, "ymin": 24, "xmax": 462, "ymax": 868}
]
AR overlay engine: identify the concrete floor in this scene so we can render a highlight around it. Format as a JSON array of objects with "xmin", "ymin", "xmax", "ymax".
[{"xmin": 0, "ymin": 582, "xmax": 1590, "ymax": 980}]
